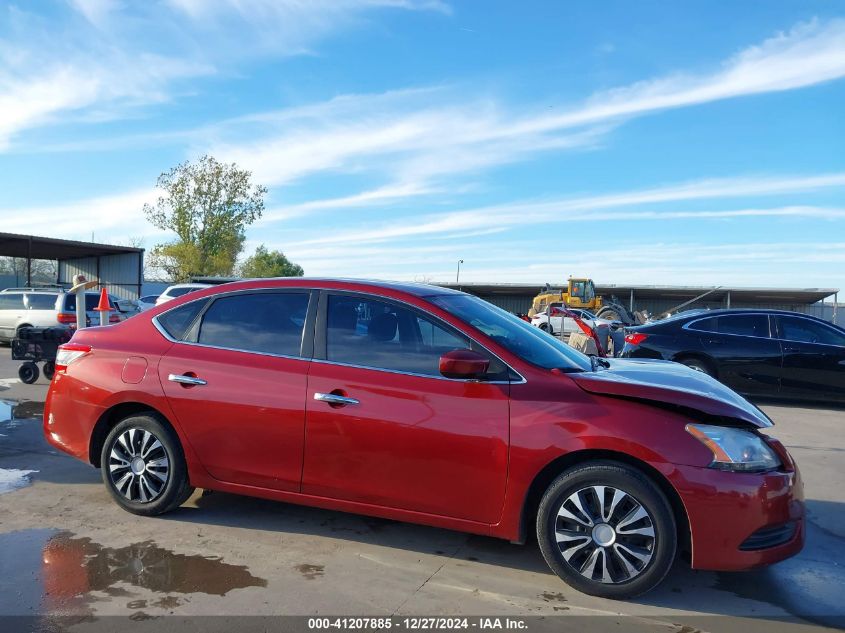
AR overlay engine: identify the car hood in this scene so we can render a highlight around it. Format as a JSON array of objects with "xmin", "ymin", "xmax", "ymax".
[{"xmin": 569, "ymin": 358, "xmax": 772, "ymax": 428}]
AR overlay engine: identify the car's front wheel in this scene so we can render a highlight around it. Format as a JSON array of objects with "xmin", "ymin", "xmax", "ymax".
[
  {"xmin": 536, "ymin": 461, "xmax": 677, "ymax": 599},
  {"xmin": 101, "ymin": 414, "xmax": 194, "ymax": 516}
]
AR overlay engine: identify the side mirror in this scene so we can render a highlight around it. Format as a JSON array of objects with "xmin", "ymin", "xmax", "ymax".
[{"xmin": 439, "ymin": 349, "xmax": 490, "ymax": 380}]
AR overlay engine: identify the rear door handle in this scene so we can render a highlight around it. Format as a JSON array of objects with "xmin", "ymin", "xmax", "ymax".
[
  {"xmin": 168, "ymin": 373, "xmax": 207, "ymax": 386},
  {"xmin": 314, "ymin": 392, "xmax": 360, "ymax": 406}
]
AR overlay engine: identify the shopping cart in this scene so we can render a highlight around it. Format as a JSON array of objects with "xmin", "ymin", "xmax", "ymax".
[{"xmin": 11, "ymin": 326, "xmax": 73, "ymax": 384}]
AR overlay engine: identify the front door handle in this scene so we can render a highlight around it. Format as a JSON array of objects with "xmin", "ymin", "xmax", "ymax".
[
  {"xmin": 314, "ymin": 392, "xmax": 360, "ymax": 406},
  {"xmin": 168, "ymin": 373, "xmax": 207, "ymax": 386}
]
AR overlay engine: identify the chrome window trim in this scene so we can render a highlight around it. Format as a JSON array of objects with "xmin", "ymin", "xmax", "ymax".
[
  {"xmin": 682, "ymin": 312, "xmax": 845, "ymax": 347},
  {"xmin": 154, "ymin": 288, "xmax": 313, "ymax": 359},
  {"xmin": 152, "ymin": 285, "xmax": 527, "ymax": 384},
  {"xmin": 683, "ymin": 314, "xmax": 774, "ymax": 341}
]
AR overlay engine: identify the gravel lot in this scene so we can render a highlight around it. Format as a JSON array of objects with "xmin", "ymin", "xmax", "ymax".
[{"xmin": 0, "ymin": 351, "xmax": 843, "ymax": 632}]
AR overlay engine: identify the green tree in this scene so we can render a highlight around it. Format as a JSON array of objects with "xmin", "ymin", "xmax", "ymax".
[
  {"xmin": 144, "ymin": 155, "xmax": 266, "ymax": 281},
  {"xmin": 240, "ymin": 245, "xmax": 304, "ymax": 278}
]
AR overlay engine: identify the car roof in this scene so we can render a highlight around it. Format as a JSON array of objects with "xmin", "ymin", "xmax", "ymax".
[
  {"xmin": 187, "ymin": 277, "xmax": 467, "ymax": 298},
  {"xmin": 639, "ymin": 308, "xmax": 841, "ymax": 330}
]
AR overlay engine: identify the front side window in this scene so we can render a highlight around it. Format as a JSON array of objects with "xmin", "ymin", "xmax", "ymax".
[
  {"xmin": 325, "ymin": 295, "xmax": 505, "ymax": 378},
  {"xmin": 197, "ymin": 292, "xmax": 309, "ymax": 356},
  {"xmin": 430, "ymin": 294, "xmax": 592, "ymax": 372},
  {"xmin": 777, "ymin": 316, "xmax": 845, "ymax": 346}
]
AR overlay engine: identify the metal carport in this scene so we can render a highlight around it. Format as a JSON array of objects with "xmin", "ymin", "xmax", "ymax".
[{"xmin": 0, "ymin": 232, "xmax": 144, "ymax": 300}]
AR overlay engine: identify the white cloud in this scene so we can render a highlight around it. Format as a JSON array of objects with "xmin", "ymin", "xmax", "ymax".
[
  {"xmin": 0, "ymin": 188, "xmax": 156, "ymax": 241},
  {"xmin": 205, "ymin": 18, "xmax": 845, "ymax": 198},
  {"xmin": 0, "ymin": 1, "xmax": 448, "ymax": 150},
  {"xmin": 292, "ymin": 172, "xmax": 845, "ymax": 247},
  {"xmin": 284, "ymin": 240, "xmax": 845, "ymax": 287}
]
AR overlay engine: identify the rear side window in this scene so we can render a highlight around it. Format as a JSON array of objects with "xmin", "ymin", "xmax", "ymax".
[
  {"xmin": 157, "ymin": 300, "xmax": 207, "ymax": 341},
  {"xmin": 197, "ymin": 292, "xmax": 309, "ymax": 356},
  {"xmin": 716, "ymin": 315, "xmax": 769, "ymax": 337},
  {"xmin": 63, "ymin": 294, "xmax": 101, "ymax": 311},
  {"xmin": 689, "ymin": 314, "xmax": 769, "ymax": 337},
  {"xmin": 25, "ymin": 294, "xmax": 58, "ymax": 310},
  {"xmin": 0, "ymin": 294, "xmax": 24, "ymax": 310}
]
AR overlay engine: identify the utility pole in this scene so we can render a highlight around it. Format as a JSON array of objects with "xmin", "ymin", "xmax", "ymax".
[{"xmin": 456, "ymin": 259, "xmax": 464, "ymax": 284}]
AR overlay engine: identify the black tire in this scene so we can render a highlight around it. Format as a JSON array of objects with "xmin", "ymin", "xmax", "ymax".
[
  {"xmin": 536, "ymin": 461, "xmax": 677, "ymax": 599},
  {"xmin": 677, "ymin": 357, "xmax": 714, "ymax": 377},
  {"xmin": 539, "ymin": 322, "xmax": 549, "ymax": 332},
  {"xmin": 18, "ymin": 362, "xmax": 40, "ymax": 384},
  {"xmin": 598, "ymin": 309, "xmax": 622, "ymax": 322},
  {"xmin": 43, "ymin": 361, "xmax": 56, "ymax": 381},
  {"xmin": 100, "ymin": 414, "xmax": 194, "ymax": 516}
]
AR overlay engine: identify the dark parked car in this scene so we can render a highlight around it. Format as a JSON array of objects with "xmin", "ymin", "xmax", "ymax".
[{"xmin": 621, "ymin": 309, "xmax": 845, "ymax": 402}]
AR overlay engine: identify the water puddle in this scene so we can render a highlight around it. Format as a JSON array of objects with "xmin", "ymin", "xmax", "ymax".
[
  {"xmin": 0, "ymin": 529, "xmax": 267, "ymax": 617},
  {"xmin": 0, "ymin": 398, "xmax": 44, "ymax": 426},
  {"xmin": 0, "ymin": 468, "xmax": 37, "ymax": 494}
]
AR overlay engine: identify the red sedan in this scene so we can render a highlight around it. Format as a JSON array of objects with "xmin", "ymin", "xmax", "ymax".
[{"xmin": 44, "ymin": 279, "xmax": 804, "ymax": 598}]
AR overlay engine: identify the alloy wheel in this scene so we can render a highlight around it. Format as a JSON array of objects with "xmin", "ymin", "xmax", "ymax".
[
  {"xmin": 107, "ymin": 428, "xmax": 170, "ymax": 503},
  {"xmin": 554, "ymin": 485, "xmax": 656, "ymax": 584}
]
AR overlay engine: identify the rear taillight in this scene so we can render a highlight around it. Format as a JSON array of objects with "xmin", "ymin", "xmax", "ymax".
[
  {"xmin": 624, "ymin": 332, "xmax": 648, "ymax": 346},
  {"xmin": 55, "ymin": 343, "xmax": 91, "ymax": 372},
  {"xmin": 56, "ymin": 313, "xmax": 77, "ymax": 324},
  {"xmin": 109, "ymin": 314, "xmax": 120, "ymax": 323}
]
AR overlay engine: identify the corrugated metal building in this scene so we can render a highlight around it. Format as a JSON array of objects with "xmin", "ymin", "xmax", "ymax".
[{"xmin": 436, "ymin": 282, "xmax": 842, "ymax": 325}]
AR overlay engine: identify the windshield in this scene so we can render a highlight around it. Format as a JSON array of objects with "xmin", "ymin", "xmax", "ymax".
[{"xmin": 430, "ymin": 294, "xmax": 592, "ymax": 372}]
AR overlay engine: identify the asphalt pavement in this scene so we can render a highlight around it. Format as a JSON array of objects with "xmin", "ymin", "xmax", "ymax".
[{"xmin": 0, "ymin": 348, "xmax": 843, "ymax": 633}]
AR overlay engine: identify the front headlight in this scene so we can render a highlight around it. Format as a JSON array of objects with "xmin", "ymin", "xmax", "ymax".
[{"xmin": 685, "ymin": 423, "xmax": 781, "ymax": 472}]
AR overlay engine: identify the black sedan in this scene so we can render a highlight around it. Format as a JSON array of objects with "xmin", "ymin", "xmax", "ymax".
[{"xmin": 621, "ymin": 309, "xmax": 845, "ymax": 402}]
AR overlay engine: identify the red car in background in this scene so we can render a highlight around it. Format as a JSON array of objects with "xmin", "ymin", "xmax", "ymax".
[{"xmin": 44, "ymin": 279, "xmax": 803, "ymax": 599}]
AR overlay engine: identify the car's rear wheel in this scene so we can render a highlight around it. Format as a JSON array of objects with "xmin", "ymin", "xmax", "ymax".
[
  {"xmin": 101, "ymin": 414, "xmax": 194, "ymax": 516},
  {"xmin": 536, "ymin": 461, "xmax": 677, "ymax": 599},
  {"xmin": 678, "ymin": 357, "xmax": 714, "ymax": 377}
]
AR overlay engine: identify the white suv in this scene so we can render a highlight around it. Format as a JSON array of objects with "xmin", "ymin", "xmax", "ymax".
[
  {"xmin": 0, "ymin": 288, "xmax": 130, "ymax": 342},
  {"xmin": 155, "ymin": 283, "xmax": 211, "ymax": 306}
]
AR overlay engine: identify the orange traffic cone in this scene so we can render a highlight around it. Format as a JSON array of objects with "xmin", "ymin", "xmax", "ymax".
[{"xmin": 94, "ymin": 288, "xmax": 111, "ymax": 326}]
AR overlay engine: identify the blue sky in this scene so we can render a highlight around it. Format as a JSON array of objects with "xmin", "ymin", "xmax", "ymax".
[{"xmin": 1, "ymin": 1, "xmax": 844, "ymax": 290}]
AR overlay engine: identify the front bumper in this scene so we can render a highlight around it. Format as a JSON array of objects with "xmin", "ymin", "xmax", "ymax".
[{"xmin": 670, "ymin": 463, "xmax": 805, "ymax": 571}]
